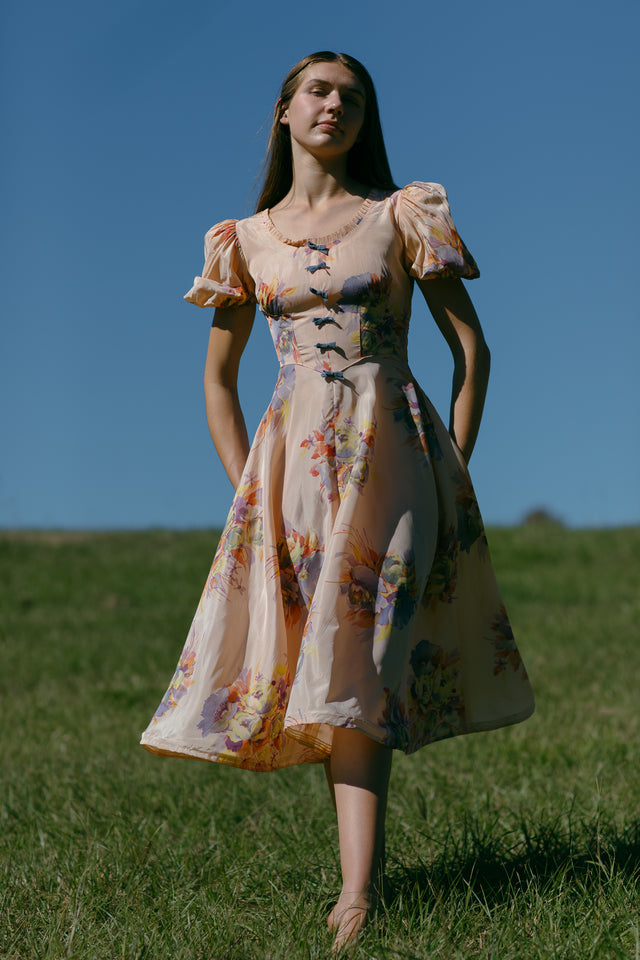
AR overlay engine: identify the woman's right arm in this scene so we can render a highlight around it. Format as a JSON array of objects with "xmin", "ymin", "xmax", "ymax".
[{"xmin": 203, "ymin": 302, "xmax": 255, "ymax": 488}]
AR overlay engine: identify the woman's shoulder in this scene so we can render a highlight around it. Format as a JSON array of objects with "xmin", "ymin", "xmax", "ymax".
[
  {"xmin": 387, "ymin": 181, "xmax": 461, "ymax": 232},
  {"xmin": 392, "ymin": 180, "xmax": 447, "ymax": 195},
  {"xmin": 203, "ymin": 218, "xmax": 240, "ymax": 250},
  {"xmin": 202, "ymin": 213, "xmax": 270, "ymax": 269},
  {"xmin": 203, "ymin": 211, "xmax": 264, "ymax": 244},
  {"xmin": 387, "ymin": 181, "xmax": 449, "ymax": 211}
]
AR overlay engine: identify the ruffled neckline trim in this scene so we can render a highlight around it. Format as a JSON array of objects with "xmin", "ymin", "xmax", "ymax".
[{"xmin": 263, "ymin": 190, "xmax": 382, "ymax": 246}]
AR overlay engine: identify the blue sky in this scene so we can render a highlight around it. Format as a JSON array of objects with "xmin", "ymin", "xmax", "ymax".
[{"xmin": 2, "ymin": 0, "xmax": 638, "ymax": 529}]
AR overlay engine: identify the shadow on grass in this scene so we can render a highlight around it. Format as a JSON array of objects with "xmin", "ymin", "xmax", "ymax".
[{"xmin": 386, "ymin": 812, "xmax": 640, "ymax": 905}]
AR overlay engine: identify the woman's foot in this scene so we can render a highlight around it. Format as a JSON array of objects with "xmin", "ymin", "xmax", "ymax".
[{"xmin": 328, "ymin": 891, "xmax": 371, "ymax": 952}]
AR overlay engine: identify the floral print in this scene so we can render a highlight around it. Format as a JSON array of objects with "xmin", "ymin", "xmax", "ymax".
[
  {"xmin": 340, "ymin": 269, "xmax": 409, "ymax": 358},
  {"xmin": 301, "ymin": 408, "xmax": 377, "ymax": 501},
  {"xmin": 338, "ymin": 530, "xmax": 381, "ymax": 631},
  {"xmin": 380, "ymin": 638, "xmax": 463, "ymax": 750},
  {"xmin": 266, "ymin": 315, "xmax": 301, "ymax": 364},
  {"xmin": 454, "ymin": 472, "xmax": 488, "ymax": 555},
  {"xmin": 152, "ymin": 633, "xmax": 197, "ymax": 721},
  {"xmin": 300, "ymin": 411, "xmax": 338, "ymax": 502},
  {"xmin": 198, "ymin": 664, "xmax": 290, "ymax": 770},
  {"xmin": 254, "ymin": 364, "xmax": 296, "ymax": 447},
  {"xmin": 389, "ymin": 378, "xmax": 444, "ymax": 462},
  {"xmin": 423, "ymin": 527, "xmax": 459, "ymax": 609},
  {"xmin": 205, "ymin": 473, "xmax": 263, "ymax": 600},
  {"xmin": 393, "ymin": 182, "xmax": 480, "ymax": 280},
  {"xmin": 338, "ymin": 529, "xmax": 419, "ymax": 644},
  {"xmin": 489, "ymin": 604, "xmax": 526, "ymax": 677},
  {"xmin": 256, "ymin": 277, "xmax": 298, "ymax": 318},
  {"xmin": 142, "ymin": 182, "xmax": 533, "ymax": 770},
  {"xmin": 273, "ymin": 526, "xmax": 324, "ymax": 627},
  {"xmin": 336, "ymin": 415, "xmax": 376, "ymax": 496}
]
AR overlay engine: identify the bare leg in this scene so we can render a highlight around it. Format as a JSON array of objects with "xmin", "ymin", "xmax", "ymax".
[
  {"xmin": 325, "ymin": 756, "xmax": 386, "ymax": 871},
  {"xmin": 324, "ymin": 758, "xmax": 336, "ymax": 810},
  {"xmin": 326, "ymin": 727, "xmax": 392, "ymax": 951}
]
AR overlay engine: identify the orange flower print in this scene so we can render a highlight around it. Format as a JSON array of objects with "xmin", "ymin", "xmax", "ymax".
[
  {"xmin": 256, "ymin": 277, "xmax": 298, "ymax": 318},
  {"xmin": 301, "ymin": 411, "xmax": 376, "ymax": 501},
  {"xmin": 338, "ymin": 530, "xmax": 382, "ymax": 631},
  {"xmin": 337, "ymin": 529, "xmax": 418, "ymax": 641},
  {"xmin": 210, "ymin": 220, "xmax": 238, "ymax": 246},
  {"xmin": 271, "ymin": 526, "xmax": 323, "ymax": 627},
  {"xmin": 301, "ymin": 416, "xmax": 338, "ymax": 502}
]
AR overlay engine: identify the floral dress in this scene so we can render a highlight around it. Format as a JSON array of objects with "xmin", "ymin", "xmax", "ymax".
[{"xmin": 140, "ymin": 182, "xmax": 534, "ymax": 771}]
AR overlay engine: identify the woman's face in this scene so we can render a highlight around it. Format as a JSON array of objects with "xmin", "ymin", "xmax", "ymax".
[{"xmin": 280, "ymin": 61, "xmax": 366, "ymax": 160}]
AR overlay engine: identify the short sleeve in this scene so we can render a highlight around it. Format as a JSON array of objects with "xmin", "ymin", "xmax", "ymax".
[
  {"xmin": 393, "ymin": 182, "xmax": 480, "ymax": 280},
  {"xmin": 184, "ymin": 219, "xmax": 255, "ymax": 308}
]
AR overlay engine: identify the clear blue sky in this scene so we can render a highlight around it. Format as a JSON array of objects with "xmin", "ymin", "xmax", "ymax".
[{"xmin": 2, "ymin": 0, "xmax": 638, "ymax": 529}]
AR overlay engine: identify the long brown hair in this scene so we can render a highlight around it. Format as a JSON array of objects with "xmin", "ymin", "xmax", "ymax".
[{"xmin": 254, "ymin": 52, "xmax": 397, "ymax": 213}]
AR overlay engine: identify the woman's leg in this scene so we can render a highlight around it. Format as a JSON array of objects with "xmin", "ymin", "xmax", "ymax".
[{"xmin": 326, "ymin": 727, "xmax": 392, "ymax": 949}]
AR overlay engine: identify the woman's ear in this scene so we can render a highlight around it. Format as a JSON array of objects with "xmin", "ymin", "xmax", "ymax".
[{"xmin": 280, "ymin": 108, "xmax": 289, "ymax": 126}]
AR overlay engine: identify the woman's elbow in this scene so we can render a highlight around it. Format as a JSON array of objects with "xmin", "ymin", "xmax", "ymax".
[{"xmin": 456, "ymin": 332, "xmax": 490, "ymax": 370}]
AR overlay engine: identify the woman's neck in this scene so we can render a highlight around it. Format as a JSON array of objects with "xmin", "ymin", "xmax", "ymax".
[{"xmin": 276, "ymin": 148, "xmax": 364, "ymax": 212}]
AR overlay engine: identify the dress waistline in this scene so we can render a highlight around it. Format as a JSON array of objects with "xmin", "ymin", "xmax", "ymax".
[{"xmin": 278, "ymin": 352, "xmax": 409, "ymax": 376}]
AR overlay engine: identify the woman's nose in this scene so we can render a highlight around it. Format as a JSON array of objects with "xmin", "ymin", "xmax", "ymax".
[{"xmin": 326, "ymin": 96, "xmax": 343, "ymax": 115}]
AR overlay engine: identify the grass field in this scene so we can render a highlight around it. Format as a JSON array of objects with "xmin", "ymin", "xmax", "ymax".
[{"xmin": 1, "ymin": 526, "xmax": 639, "ymax": 959}]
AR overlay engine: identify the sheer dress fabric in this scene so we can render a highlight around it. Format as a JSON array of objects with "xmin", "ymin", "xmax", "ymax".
[{"xmin": 140, "ymin": 182, "xmax": 534, "ymax": 771}]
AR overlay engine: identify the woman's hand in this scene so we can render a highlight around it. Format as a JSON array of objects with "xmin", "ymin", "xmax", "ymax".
[
  {"xmin": 417, "ymin": 277, "xmax": 490, "ymax": 464},
  {"xmin": 203, "ymin": 302, "xmax": 255, "ymax": 488}
]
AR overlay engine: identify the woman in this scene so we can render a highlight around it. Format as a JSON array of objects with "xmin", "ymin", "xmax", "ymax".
[{"xmin": 141, "ymin": 51, "xmax": 534, "ymax": 950}]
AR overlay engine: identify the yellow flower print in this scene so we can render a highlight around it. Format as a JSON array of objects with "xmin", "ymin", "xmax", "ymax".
[
  {"xmin": 198, "ymin": 664, "xmax": 291, "ymax": 768},
  {"xmin": 256, "ymin": 277, "xmax": 298, "ymax": 318}
]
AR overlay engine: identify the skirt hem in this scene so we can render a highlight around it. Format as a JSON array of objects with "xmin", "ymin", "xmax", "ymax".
[{"xmin": 140, "ymin": 701, "xmax": 534, "ymax": 771}]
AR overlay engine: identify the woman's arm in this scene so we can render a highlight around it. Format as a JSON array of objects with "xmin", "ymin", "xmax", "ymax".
[
  {"xmin": 417, "ymin": 277, "xmax": 491, "ymax": 464},
  {"xmin": 203, "ymin": 302, "xmax": 256, "ymax": 488}
]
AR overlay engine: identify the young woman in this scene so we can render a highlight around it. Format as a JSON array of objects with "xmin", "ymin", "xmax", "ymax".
[{"xmin": 141, "ymin": 51, "xmax": 534, "ymax": 951}]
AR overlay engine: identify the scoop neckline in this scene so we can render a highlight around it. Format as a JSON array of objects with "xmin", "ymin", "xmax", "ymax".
[{"xmin": 264, "ymin": 191, "xmax": 378, "ymax": 246}]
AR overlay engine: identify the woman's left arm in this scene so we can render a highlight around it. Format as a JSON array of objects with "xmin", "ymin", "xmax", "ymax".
[{"xmin": 417, "ymin": 276, "xmax": 491, "ymax": 464}]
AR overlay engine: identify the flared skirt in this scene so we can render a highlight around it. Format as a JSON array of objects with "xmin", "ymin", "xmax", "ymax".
[{"xmin": 141, "ymin": 357, "xmax": 534, "ymax": 770}]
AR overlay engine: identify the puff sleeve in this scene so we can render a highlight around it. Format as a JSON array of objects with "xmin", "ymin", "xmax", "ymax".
[
  {"xmin": 184, "ymin": 219, "xmax": 255, "ymax": 308},
  {"xmin": 393, "ymin": 182, "xmax": 480, "ymax": 280}
]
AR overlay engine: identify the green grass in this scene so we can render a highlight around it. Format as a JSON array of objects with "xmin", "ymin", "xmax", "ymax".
[{"xmin": 1, "ymin": 526, "xmax": 639, "ymax": 959}]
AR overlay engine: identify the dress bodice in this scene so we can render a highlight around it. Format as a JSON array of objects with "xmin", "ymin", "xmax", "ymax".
[
  {"xmin": 238, "ymin": 195, "xmax": 415, "ymax": 376},
  {"xmin": 184, "ymin": 182, "xmax": 479, "ymax": 379}
]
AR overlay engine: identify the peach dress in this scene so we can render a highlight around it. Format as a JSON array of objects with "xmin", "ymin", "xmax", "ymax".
[{"xmin": 140, "ymin": 182, "xmax": 534, "ymax": 771}]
